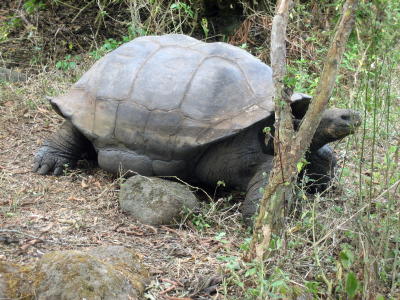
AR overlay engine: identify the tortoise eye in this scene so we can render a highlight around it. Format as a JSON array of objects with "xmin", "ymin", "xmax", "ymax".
[{"xmin": 341, "ymin": 114, "xmax": 351, "ymax": 121}]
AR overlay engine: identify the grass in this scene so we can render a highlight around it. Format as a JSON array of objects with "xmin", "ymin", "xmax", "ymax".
[{"xmin": 0, "ymin": 0, "xmax": 399, "ymax": 299}]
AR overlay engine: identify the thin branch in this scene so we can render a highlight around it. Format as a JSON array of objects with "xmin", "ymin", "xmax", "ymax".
[
  {"xmin": 246, "ymin": 0, "xmax": 293, "ymax": 262},
  {"xmin": 293, "ymin": 0, "xmax": 359, "ymax": 153}
]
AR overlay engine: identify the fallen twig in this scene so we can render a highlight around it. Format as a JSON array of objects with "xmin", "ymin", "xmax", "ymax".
[
  {"xmin": 159, "ymin": 285, "xmax": 177, "ymax": 295},
  {"xmin": 161, "ymin": 278, "xmax": 183, "ymax": 287},
  {"xmin": 0, "ymin": 229, "xmax": 97, "ymax": 247}
]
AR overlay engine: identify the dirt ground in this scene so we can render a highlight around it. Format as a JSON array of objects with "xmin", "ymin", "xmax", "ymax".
[{"xmin": 0, "ymin": 74, "xmax": 248, "ymax": 299}]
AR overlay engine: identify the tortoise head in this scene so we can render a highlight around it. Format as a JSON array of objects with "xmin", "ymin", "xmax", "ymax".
[{"xmin": 311, "ymin": 108, "xmax": 362, "ymax": 150}]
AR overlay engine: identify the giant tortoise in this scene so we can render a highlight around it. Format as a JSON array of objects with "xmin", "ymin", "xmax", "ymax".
[{"xmin": 33, "ymin": 34, "xmax": 361, "ymax": 223}]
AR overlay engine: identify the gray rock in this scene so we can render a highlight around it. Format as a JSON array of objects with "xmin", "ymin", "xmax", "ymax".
[{"xmin": 119, "ymin": 176, "xmax": 199, "ymax": 225}]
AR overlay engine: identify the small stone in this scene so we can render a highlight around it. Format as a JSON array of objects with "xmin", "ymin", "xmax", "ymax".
[{"xmin": 119, "ymin": 176, "xmax": 199, "ymax": 225}]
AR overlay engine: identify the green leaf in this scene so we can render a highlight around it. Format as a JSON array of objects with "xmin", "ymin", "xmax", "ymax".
[
  {"xmin": 245, "ymin": 267, "xmax": 257, "ymax": 277},
  {"xmin": 263, "ymin": 126, "xmax": 271, "ymax": 134},
  {"xmin": 271, "ymin": 279, "xmax": 286, "ymax": 287},
  {"xmin": 341, "ymin": 167, "xmax": 350, "ymax": 177},
  {"xmin": 297, "ymin": 161, "xmax": 304, "ymax": 173},
  {"xmin": 305, "ymin": 281, "xmax": 320, "ymax": 295},
  {"xmin": 345, "ymin": 272, "xmax": 359, "ymax": 298},
  {"xmin": 339, "ymin": 248, "xmax": 354, "ymax": 269},
  {"xmin": 296, "ymin": 158, "xmax": 309, "ymax": 173},
  {"xmin": 301, "ymin": 210, "xmax": 310, "ymax": 220},
  {"xmin": 215, "ymin": 232, "xmax": 229, "ymax": 243},
  {"xmin": 239, "ymin": 238, "xmax": 251, "ymax": 251},
  {"xmin": 215, "ymin": 232, "xmax": 226, "ymax": 240},
  {"xmin": 217, "ymin": 180, "xmax": 226, "ymax": 187}
]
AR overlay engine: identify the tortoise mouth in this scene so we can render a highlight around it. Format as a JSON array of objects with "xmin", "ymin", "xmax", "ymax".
[
  {"xmin": 346, "ymin": 112, "xmax": 362, "ymax": 135},
  {"xmin": 328, "ymin": 125, "xmax": 356, "ymax": 139}
]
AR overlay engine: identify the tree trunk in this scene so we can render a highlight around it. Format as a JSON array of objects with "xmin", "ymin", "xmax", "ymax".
[{"xmin": 246, "ymin": 0, "xmax": 358, "ymax": 262}]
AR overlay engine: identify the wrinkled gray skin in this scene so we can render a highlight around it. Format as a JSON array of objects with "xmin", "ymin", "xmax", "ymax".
[{"xmin": 32, "ymin": 35, "xmax": 361, "ymax": 225}]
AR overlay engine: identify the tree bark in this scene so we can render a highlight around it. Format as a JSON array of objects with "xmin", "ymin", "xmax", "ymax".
[{"xmin": 246, "ymin": 0, "xmax": 358, "ymax": 262}]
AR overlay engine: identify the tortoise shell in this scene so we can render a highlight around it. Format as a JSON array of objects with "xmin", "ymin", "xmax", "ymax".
[{"xmin": 51, "ymin": 34, "xmax": 307, "ymax": 161}]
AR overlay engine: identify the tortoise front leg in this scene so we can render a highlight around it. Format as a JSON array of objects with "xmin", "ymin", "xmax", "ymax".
[
  {"xmin": 301, "ymin": 144, "xmax": 337, "ymax": 193},
  {"xmin": 33, "ymin": 121, "xmax": 93, "ymax": 175},
  {"xmin": 241, "ymin": 158, "xmax": 274, "ymax": 226}
]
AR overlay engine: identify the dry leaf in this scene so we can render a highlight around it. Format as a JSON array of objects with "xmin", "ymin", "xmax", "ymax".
[
  {"xmin": 67, "ymin": 196, "xmax": 85, "ymax": 202},
  {"xmin": 81, "ymin": 179, "xmax": 89, "ymax": 188},
  {"xmin": 94, "ymin": 181, "xmax": 102, "ymax": 188},
  {"xmin": 20, "ymin": 239, "xmax": 42, "ymax": 251},
  {"xmin": 40, "ymin": 222, "xmax": 54, "ymax": 232}
]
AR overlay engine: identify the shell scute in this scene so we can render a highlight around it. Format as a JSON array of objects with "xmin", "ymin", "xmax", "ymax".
[{"xmin": 131, "ymin": 46, "xmax": 205, "ymax": 111}]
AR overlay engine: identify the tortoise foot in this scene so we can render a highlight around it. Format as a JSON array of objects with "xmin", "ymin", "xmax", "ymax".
[{"xmin": 33, "ymin": 145, "xmax": 77, "ymax": 175}]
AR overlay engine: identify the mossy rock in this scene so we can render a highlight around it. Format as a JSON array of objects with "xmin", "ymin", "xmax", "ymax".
[
  {"xmin": 0, "ymin": 261, "xmax": 34, "ymax": 299},
  {"xmin": 0, "ymin": 246, "xmax": 149, "ymax": 300}
]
